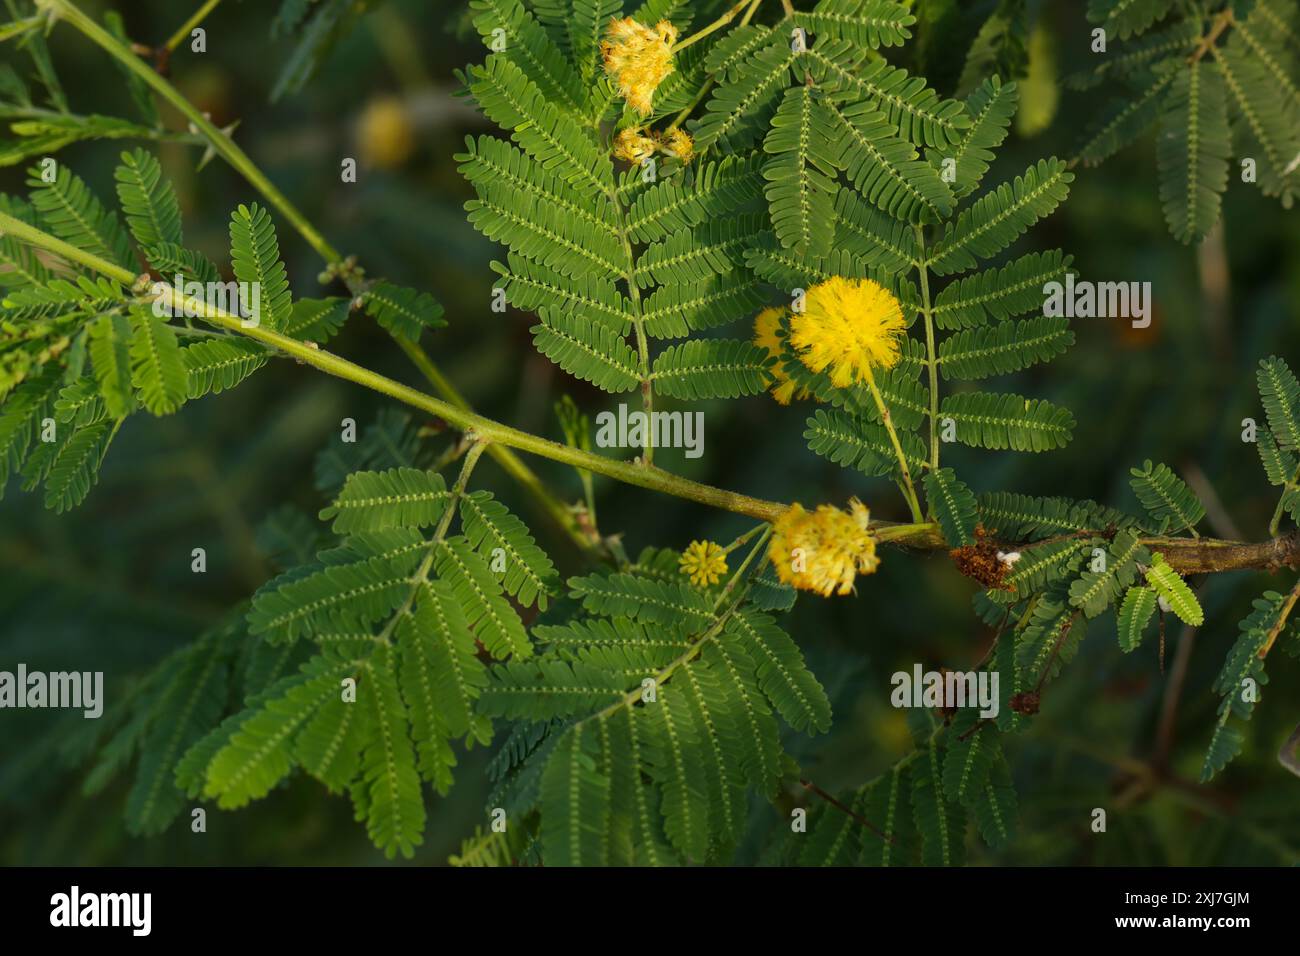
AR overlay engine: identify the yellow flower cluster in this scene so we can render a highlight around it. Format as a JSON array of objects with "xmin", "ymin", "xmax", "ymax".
[
  {"xmin": 752, "ymin": 307, "xmax": 811, "ymax": 405},
  {"xmin": 659, "ymin": 127, "xmax": 694, "ymax": 162},
  {"xmin": 613, "ymin": 128, "xmax": 657, "ymax": 164},
  {"xmin": 768, "ymin": 499, "xmax": 880, "ymax": 596},
  {"xmin": 788, "ymin": 277, "xmax": 907, "ymax": 388},
  {"xmin": 601, "ymin": 17, "xmax": 678, "ymax": 115},
  {"xmin": 679, "ymin": 540, "xmax": 728, "ymax": 586},
  {"xmin": 612, "ymin": 127, "xmax": 694, "ymax": 165}
]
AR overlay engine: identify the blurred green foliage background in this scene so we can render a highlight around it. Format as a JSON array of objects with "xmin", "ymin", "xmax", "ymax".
[{"xmin": 1, "ymin": 0, "xmax": 1297, "ymax": 865}]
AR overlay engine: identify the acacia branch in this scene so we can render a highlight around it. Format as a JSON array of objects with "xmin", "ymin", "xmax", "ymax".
[
  {"xmin": 38, "ymin": 0, "xmax": 597, "ymax": 556},
  {"xmin": 5, "ymin": 210, "xmax": 1299, "ymax": 579}
]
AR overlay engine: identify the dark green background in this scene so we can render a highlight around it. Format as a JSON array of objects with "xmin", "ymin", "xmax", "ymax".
[{"xmin": 1, "ymin": 0, "xmax": 1297, "ymax": 865}]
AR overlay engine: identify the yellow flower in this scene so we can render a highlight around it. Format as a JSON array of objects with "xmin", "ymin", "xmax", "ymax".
[
  {"xmin": 679, "ymin": 540, "xmax": 728, "ymax": 587},
  {"xmin": 788, "ymin": 277, "xmax": 907, "ymax": 388},
  {"xmin": 753, "ymin": 306, "xmax": 811, "ymax": 405},
  {"xmin": 356, "ymin": 96, "xmax": 415, "ymax": 169},
  {"xmin": 660, "ymin": 127, "xmax": 694, "ymax": 163},
  {"xmin": 613, "ymin": 128, "xmax": 658, "ymax": 164},
  {"xmin": 601, "ymin": 17, "xmax": 678, "ymax": 115},
  {"xmin": 768, "ymin": 499, "xmax": 880, "ymax": 596}
]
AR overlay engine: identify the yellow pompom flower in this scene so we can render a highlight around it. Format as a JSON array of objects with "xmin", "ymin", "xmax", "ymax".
[
  {"xmin": 660, "ymin": 127, "xmax": 694, "ymax": 163},
  {"xmin": 753, "ymin": 306, "xmax": 811, "ymax": 405},
  {"xmin": 356, "ymin": 96, "xmax": 416, "ymax": 169},
  {"xmin": 601, "ymin": 18, "xmax": 678, "ymax": 115},
  {"xmin": 788, "ymin": 277, "xmax": 907, "ymax": 388},
  {"xmin": 768, "ymin": 499, "xmax": 880, "ymax": 596},
  {"xmin": 679, "ymin": 540, "xmax": 728, "ymax": 587},
  {"xmin": 613, "ymin": 128, "xmax": 658, "ymax": 164}
]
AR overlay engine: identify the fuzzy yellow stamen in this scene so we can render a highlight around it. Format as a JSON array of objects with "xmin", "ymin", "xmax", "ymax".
[
  {"xmin": 768, "ymin": 499, "xmax": 880, "ymax": 596},
  {"xmin": 753, "ymin": 306, "xmax": 810, "ymax": 405},
  {"xmin": 660, "ymin": 127, "xmax": 694, "ymax": 163},
  {"xmin": 600, "ymin": 17, "xmax": 678, "ymax": 115},
  {"xmin": 679, "ymin": 540, "xmax": 728, "ymax": 587},
  {"xmin": 613, "ymin": 128, "xmax": 658, "ymax": 164},
  {"xmin": 788, "ymin": 277, "xmax": 907, "ymax": 388}
]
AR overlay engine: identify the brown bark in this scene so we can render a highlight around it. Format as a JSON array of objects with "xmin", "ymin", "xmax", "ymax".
[{"xmin": 873, "ymin": 523, "xmax": 1300, "ymax": 576}]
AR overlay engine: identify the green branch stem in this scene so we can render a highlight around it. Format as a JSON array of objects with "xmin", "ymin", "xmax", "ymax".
[
  {"xmin": 862, "ymin": 366, "xmax": 922, "ymax": 522},
  {"xmin": 10, "ymin": 198, "xmax": 1300, "ymax": 577},
  {"xmin": 164, "ymin": 0, "xmax": 224, "ymax": 54},
  {"xmin": 0, "ymin": 210, "xmax": 792, "ymax": 524},
  {"xmin": 6, "ymin": 188, "xmax": 1300, "ymax": 580},
  {"xmin": 672, "ymin": 0, "xmax": 754, "ymax": 53}
]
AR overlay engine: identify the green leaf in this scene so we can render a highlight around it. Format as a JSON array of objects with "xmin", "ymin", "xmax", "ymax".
[
  {"xmin": 182, "ymin": 338, "xmax": 269, "ymax": 399},
  {"xmin": 146, "ymin": 242, "xmax": 221, "ymax": 286},
  {"xmin": 792, "ymin": 0, "xmax": 915, "ymax": 48},
  {"xmin": 126, "ymin": 631, "xmax": 232, "ymax": 834},
  {"xmin": 931, "ymin": 75, "xmax": 1017, "ymax": 200},
  {"xmin": 723, "ymin": 609, "xmax": 831, "ymax": 734},
  {"xmin": 204, "ymin": 655, "xmax": 355, "ymax": 809},
  {"xmin": 1199, "ymin": 722, "xmax": 1245, "ymax": 783},
  {"xmin": 86, "ymin": 313, "xmax": 137, "ymax": 418},
  {"xmin": 42, "ymin": 419, "xmax": 114, "ymax": 513},
  {"xmin": 247, "ymin": 538, "xmax": 425, "ymax": 642},
  {"xmin": 27, "ymin": 163, "xmax": 135, "ymax": 270},
  {"xmin": 939, "ymin": 392, "xmax": 1075, "ymax": 452},
  {"xmin": 1074, "ymin": 69, "xmax": 1175, "ymax": 166},
  {"xmin": 911, "ymin": 739, "xmax": 965, "ymax": 865},
  {"xmin": 319, "ymin": 468, "xmax": 450, "ymax": 534},
  {"xmin": 829, "ymin": 97, "xmax": 954, "ymax": 223},
  {"xmin": 570, "ymin": 572, "xmax": 714, "ymax": 628},
  {"xmin": 459, "ymin": 490, "xmax": 558, "ymax": 609},
  {"xmin": 1257, "ymin": 356, "xmax": 1300, "ymax": 453},
  {"xmin": 1145, "ymin": 553, "xmax": 1203, "ymax": 626},
  {"xmin": 128, "ymin": 310, "xmax": 188, "ymax": 416},
  {"xmin": 804, "ymin": 39, "xmax": 972, "ymax": 148},
  {"xmin": 114, "ymin": 148, "xmax": 181, "ymax": 249},
  {"xmin": 1156, "ymin": 61, "xmax": 1231, "ymax": 244},
  {"xmin": 228, "ymin": 202, "xmax": 292, "ymax": 332},
  {"xmin": 468, "ymin": 0, "xmax": 587, "ymax": 115},
  {"xmin": 804, "ymin": 406, "xmax": 927, "ymax": 478},
  {"xmin": 939, "ymin": 316, "xmax": 1073, "ymax": 379},
  {"xmin": 762, "ymin": 85, "xmax": 843, "ymax": 256},
  {"xmin": 651, "ymin": 339, "xmax": 772, "ymax": 400},
  {"xmin": 924, "ymin": 467, "xmax": 978, "ymax": 547},
  {"xmin": 1129, "ymin": 459, "xmax": 1205, "ymax": 534},
  {"xmin": 531, "ymin": 311, "xmax": 641, "ymax": 393},
  {"xmin": 1256, "ymin": 427, "xmax": 1297, "ymax": 487},
  {"xmin": 283, "ymin": 296, "xmax": 351, "ymax": 343},
  {"xmin": 1068, "ymin": 530, "xmax": 1149, "ymax": 619},
  {"xmin": 691, "ymin": 36, "xmax": 794, "ymax": 153},
  {"xmin": 53, "ymin": 378, "xmax": 107, "ymax": 428},
  {"xmin": 434, "ymin": 536, "xmax": 532, "ymax": 659},
  {"xmin": 1117, "ymin": 585, "xmax": 1158, "ymax": 652},
  {"xmin": 942, "ymin": 713, "xmax": 995, "ymax": 806},
  {"xmin": 355, "ymin": 647, "xmax": 426, "ymax": 859},
  {"xmin": 1086, "ymin": 0, "xmax": 1178, "ymax": 41},
  {"xmin": 539, "ymin": 724, "xmax": 612, "ymax": 865},
  {"xmin": 466, "ymin": 55, "xmax": 613, "ymax": 194},
  {"xmin": 928, "ymin": 158, "xmax": 1073, "ymax": 275},
  {"xmin": 931, "ymin": 250, "xmax": 1071, "ymax": 330},
  {"xmin": 970, "ymin": 749, "xmax": 1018, "ymax": 849}
]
